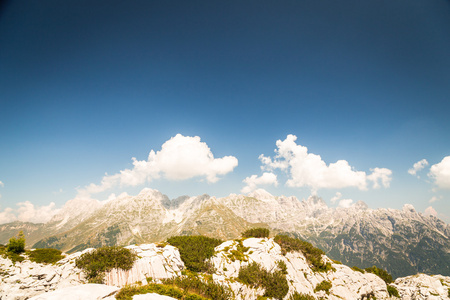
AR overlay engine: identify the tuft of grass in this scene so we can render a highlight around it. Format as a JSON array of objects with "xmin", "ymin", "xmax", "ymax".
[
  {"xmin": 75, "ymin": 246, "xmax": 137, "ymax": 283},
  {"xmin": 289, "ymin": 292, "xmax": 315, "ymax": 300},
  {"xmin": 27, "ymin": 248, "xmax": 64, "ymax": 264},
  {"xmin": 314, "ymin": 280, "xmax": 332, "ymax": 294},
  {"xmin": 274, "ymin": 234, "xmax": 332, "ymax": 272},
  {"xmin": 351, "ymin": 266, "xmax": 364, "ymax": 273},
  {"xmin": 237, "ymin": 261, "xmax": 289, "ymax": 300},
  {"xmin": 162, "ymin": 274, "xmax": 232, "ymax": 300},
  {"xmin": 167, "ymin": 236, "xmax": 222, "ymax": 273},
  {"xmin": 387, "ymin": 285, "xmax": 400, "ymax": 298},
  {"xmin": 242, "ymin": 228, "xmax": 270, "ymax": 238}
]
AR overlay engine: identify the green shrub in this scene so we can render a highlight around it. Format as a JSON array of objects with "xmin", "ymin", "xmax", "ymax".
[
  {"xmin": 226, "ymin": 239, "xmax": 250, "ymax": 262},
  {"xmin": 387, "ymin": 285, "xmax": 400, "ymax": 298},
  {"xmin": 351, "ymin": 266, "xmax": 364, "ymax": 273},
  {"xmin": 242, "ymin": 228, "xmax": 270, "ymax": 238},
  {"xmin": 167, "ymin": 236, "xmax": 222, "ymax": 273},
  {"xmin": 289, "ymin": 292, "xmax": 315, "ymax": 300},
  {"xmin": 6, "ymin": 231, "xmax": 25, "ymax": 254},
  {"xmin": 162, "ymin": 274, "xmax": 232, "ymax": 300},
  {"xmin": 364, "ymin": 265, "xmax": 393, "ymax": 284},
  {"xmin": 237, "ymin": 261, "xmax": 289, "ymax": 300},
  {"xmin": 75, "ymin": 246, "xmax": 137, "ymax": 283},
  {"xmin": 274, "ymin": 234, "xmax": 332, "ymax": 272},
  {"xmin": 314, "ymin": 280, "xmax": 332, "ymax": 294},
  {"xmin": 28, "ymin": 248, "xmax": 64, "ymax": 264}
]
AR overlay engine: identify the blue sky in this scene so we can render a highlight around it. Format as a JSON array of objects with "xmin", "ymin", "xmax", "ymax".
[{"xmin": 1, "ymin": 0, "xmax": 450, "ymax": 223}]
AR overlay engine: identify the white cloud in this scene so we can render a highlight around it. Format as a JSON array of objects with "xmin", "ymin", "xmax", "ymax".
[
  {"xmin": 428, "ymin": 156, "xmax": 450, "ymax": 189},
  {"xmin": 330, "ymin": 192, "xmax": 342, "ymax": 204},
  {"xmin": 241, "ymin": 172, "xmax": 278, "ymax": 194},
  {"xmin": 0, "ymin": 202, "xmax": 60, "ymax": 224},
  {"xmin": 367, "ymin": 168, "xmax": 393, "ymax": 189},
  {"xmin": 408, "ymin": 159, "xmax": 429, "ymax": 177},
  {"xmin": 259, "ymin": 135, "xmax": 392, "ymax": 192},
  {"xmin": 78, "ymin": 134, "xmax": 238, "ymax": 197},
  {"xmin": 424, "ymin": 206, "xmax": 438, "ymax": 217},
  {"xmin": 338, "ymin": 198, "xmax": 354, "ymax": 208}
]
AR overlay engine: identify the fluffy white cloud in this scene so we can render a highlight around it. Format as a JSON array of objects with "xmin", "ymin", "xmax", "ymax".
[
  {"xmin": 367, "ymin": 168, "xmax": 393, "ymax": 189},
  {"xmin": 0, "ymin": 202, "xmax": 60, "ymax": 224},
  {"xmin": 339, "ymin": 198, "xmax": 354, "ymax": 208},
  {"xmin": 78, "ymin": 134, "xmax": 238, "ymax": 197},
  {"xmin": 241, "ymin": 172, "xmax": 278, "ymax": 194},
  {"xmin": 428, "ymin": 156, "xmax": 450, "ymax": 189},
  {"xmin": 424, "ymin": 206, "xmax": 438, "ymax": 217},
  {"xmin": 260, "ymin": 135, "xmax": 392, "ymax": 192},
  {"xmin": 330, "ymin": 192, "xmax": 342, "ymax": 204},
  {"xmin": 408, "ymin": 159, "xmax": 429, "ymax": 177}
]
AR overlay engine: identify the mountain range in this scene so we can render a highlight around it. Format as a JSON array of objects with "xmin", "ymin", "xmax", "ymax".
[{"xmin": 1, "ymin": 188, "xmax": 449, "ymax": 279}]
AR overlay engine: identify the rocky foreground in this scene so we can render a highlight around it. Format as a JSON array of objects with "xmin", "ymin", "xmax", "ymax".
[{"xmin": 1, "ymin": 238, "xmax": 449, "ymax": 300}]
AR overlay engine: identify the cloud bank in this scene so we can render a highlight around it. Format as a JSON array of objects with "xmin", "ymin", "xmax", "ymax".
[
  {"xmin": 257, "ymin": 135, "xmax": 392, "ymax": 193},
  {"xmin": 0, "ymin": 202, "xmax": 60, "ymax": 224},
  {"xmin": 78, "ymin": 134, "xmax": 238, "ymax": 197}
]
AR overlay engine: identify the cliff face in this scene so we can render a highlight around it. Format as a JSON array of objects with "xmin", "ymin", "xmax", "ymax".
[{"xmin": 1, "ymin": 238, "xmax": 449, "ymax": 300}]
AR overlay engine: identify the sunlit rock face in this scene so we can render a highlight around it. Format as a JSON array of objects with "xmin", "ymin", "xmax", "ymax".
[{"xmin": 1, "ymin": 238, "xmax": 450, "ymax": 299}]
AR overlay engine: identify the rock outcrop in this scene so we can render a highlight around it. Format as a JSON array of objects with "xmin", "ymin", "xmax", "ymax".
[{"xmin": 1, "ymin": 238, "xmax": 450, "ymax": 299}]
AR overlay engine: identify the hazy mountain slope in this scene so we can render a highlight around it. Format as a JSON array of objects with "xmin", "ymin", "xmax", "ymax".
[{"xmin": 2, "ymin": 188, "xmax": 449, "ymax": 278}]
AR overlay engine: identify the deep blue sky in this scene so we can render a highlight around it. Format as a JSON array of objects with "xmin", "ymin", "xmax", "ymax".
[{"xmin": 1, "ymin": 1, "xmax": 450, "ymax": 223}]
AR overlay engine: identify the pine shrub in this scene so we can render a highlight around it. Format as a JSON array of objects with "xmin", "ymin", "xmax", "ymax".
[
  {"xmin": 6, "ymin": 231, "xmax": 25, "ymax": 254},
  {"xmin": 364, "ymin": 265, "xmax": 393, "ymax": 283},
  {"xmin": 242, "ymin": 228, "xmax": 270, "ymax": 238},
  {"xmin": 387, "ymin": 285, "xmax": 400, "ymax": 298},
  {"xmin": 289, "ymin": 292, "xmax": 315, "ymax": 300},
  {"xmin": 166, "ymin": 236, "xmax": 222, "ymax": 273},
  {"xmin": 75, "ymin": 246, "xmax": 137, "ymax": 283},
  {"xmin": 28, "ymin": 248, "xmax": 64, "ymax": 264},
  {"xmin": 314, "ymin": 280, "xmax": 332, "ymax": 294},
  {"xmin": 274, "ymin": 234, "xmax": 332, "ymax": 272}
]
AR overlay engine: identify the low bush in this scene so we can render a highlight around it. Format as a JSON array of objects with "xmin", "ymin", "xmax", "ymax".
[
  {"xmin": 6, "ymin": 231, "xmax": 25, "ymax": 254},
  {"xmin": 167, "ymin": 236, "xmax": 222, "ymax": 273},
  {"xmin": 351, "ymin": 266, "xmax": 364, "ymax": 273},
  {"xmin": 162, "ymin": 274, "xmax": 232, "ymax": 300},
  {"xmin": 242, "ymin": 228, "xmax": 270, "ymax": 238},
  {"xmin": 364, "ymin": 265, "xmax": 393, "ymax": 284},
  {"xmin": 226, "ymin": 239, "xmax": 250, "ymax": 262},
  {"xmin": 28, "ymin": 248, "xmax": 64, "ymax": 264},
  {"xmin": 314, "ymin": 280, "xmax": 332, "ymax": 294},
  {"xmin": 115, "ymin": 283, "xmax": 207, "ymax": 300},
  {"xmin": 238, "ymin": 261, "xmax": 289, "ymax": 300},
  {"xmin": 75, "ymin": 246, "xmax": 137, "ymax": 283},
  {"xmin": 288, "ymin": 292, "xmax": 315, "ymax": 300},
  {"xmin": 274, "ymin": 234, "xmax": 332, "ymax": 272},
  {"xmin": 387, "ymin": 285, "xmax": 400, "ymax": 298}
]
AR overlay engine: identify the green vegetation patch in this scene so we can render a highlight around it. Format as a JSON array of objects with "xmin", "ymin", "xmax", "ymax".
[
  {"xmin": 274, "ymin": 234, "xmax": 333, "ymax": 272},
  {"xmin": 115, "ymin": 283, "xmax": 207, "ymax": 300},
  {"xmin": 162, "ymin": 274, "xmax": 232, "ymax": 300},
  {"xmin": 288, "ymin": 292, "xmax": 316, "ymax": 300},
  {"xmin": 75, "ymin": 246, "xmax": 137, "ymax": 283},
  {"xmin": 364, "ymin": 265, "xmax": 393, "ymax": 284},
  {"xmin": 1, "ymin": 232, "xmax": 26, "ymax": 263},
  {"xmin": 238, "ymin": 261, "xmax": 289, "ymax": 300},
  {"xmin": 167, "ymin": 236, "xmax": 222, "ymax": 273},
  {"xmin": 351, "ymin": 266, "xmax": 364, "ymax": 273},
  {"xmin": 387, "ymin": 285, "xmax": 400, "ymax": 298},
  {"xmin": 242, "ymin": 228, "xmax": 270, "ymax": 238},
  {"xmin": 28, "ymin": 248, "xmax": 64, "ymax": 264},
  {"xmin": 225, "ymin": 239, "xmax": 250, "ymax": 262},
  {"xmin": 314, "ymin": 280, "xmax": 332, "ymax": 294}
]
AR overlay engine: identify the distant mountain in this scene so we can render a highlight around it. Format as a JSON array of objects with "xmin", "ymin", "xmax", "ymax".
[{"xmin": 1, "ymin": 188, "xmax": 448, "ymax": 278}]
